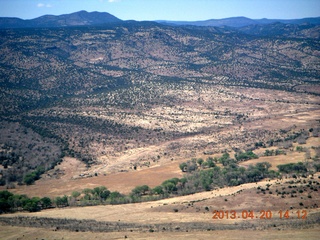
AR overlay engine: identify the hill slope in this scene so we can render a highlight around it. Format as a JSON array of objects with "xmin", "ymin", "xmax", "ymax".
[{"xmin": 0, "ymin": 20, "xmax": 319, "ymax": 186}]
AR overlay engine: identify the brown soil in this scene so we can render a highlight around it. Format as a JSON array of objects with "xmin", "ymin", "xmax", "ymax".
[{"xmin": 10, "ymin": 157, "xmax": 183, "ymax": 197}]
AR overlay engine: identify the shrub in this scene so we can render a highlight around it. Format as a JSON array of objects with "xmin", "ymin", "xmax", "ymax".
[
  {"xmin": 235, "ymin": 151, "xmax": 258, "ymax": 161},
  {"xmin": 277, "ymin": 162, "xmax": 307, "ymax": 174},
  {"xmin": 131, "ymin": 185, "xmax": 150, "ymax": 196},
  {"xmin": 23, "ymin": 167, "xmax": 45, "ymax": 185},
  {"xmin": 152, "ymin": 186, "xmax": 164, "ymax": 195},
  {"xmin": 55, "ymin": 195, "xmax": 68, "ymax": 208},
  {"xmin": 41, "ymin": 197, "xmax": 52, "ymax": 209}
]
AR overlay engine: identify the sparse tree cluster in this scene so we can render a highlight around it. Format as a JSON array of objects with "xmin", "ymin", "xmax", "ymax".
[{"xmin": 0, "ymin": 190, "xmax": 52, "ymax": 213}]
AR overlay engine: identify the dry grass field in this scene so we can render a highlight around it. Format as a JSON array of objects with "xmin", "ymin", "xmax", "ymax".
[
  {"xmin": 1, "ymin": 174, "xmax": 319, "ymax": 239},
  {"xmin": 4, "ymin": 175, "xmax": 320, "ymax": 222},
  {"xmin": 9, "ymin": 157, "xmax": 183, "ymax": 197},
  {"xmin": 0, "ymin": 225, "xmax": 319, "ymax": 240},
  {"xmin": 239, "ymin": 151, "xmax": 306, "ymax": 171}
]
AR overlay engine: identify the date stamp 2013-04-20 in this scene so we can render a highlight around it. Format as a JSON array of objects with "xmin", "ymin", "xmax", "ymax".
[{"xmin": 212, "ymin": 210, "xmax": 307, "ymax": 220}]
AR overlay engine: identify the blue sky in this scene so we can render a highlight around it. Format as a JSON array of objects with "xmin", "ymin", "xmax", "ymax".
[{"xmin": 1, "ymin": 0, "xmax": 319, "ymax": 20}]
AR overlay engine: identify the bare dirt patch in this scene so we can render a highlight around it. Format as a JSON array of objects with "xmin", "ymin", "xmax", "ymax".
[{"xmin": 10, "ymin": 157, "xmax": 183, "ymax": 197}]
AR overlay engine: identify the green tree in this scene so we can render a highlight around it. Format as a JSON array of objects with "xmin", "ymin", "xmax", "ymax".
[
  {"xmin": 152, "ymin": 186, "xmax": 164, "ymax": 195},
  {"xmin": 55, "ymin": 195, "xmax": 68, "ymax": 208},
  {"xmin": 100, "ymin": 189, "xmax": 111, "ymax": 200},
  {"xmin": 235, "ymin": 151, "xmax": 258, "ymax": 161},
  {"xmin": 109, "ymin": 191, "xmax": 122, "ymax": 199},
  {"xmin": 275, "ymin": 149, "xmax": 285, "ymax": 155},
  {"xmin": 82, "ymin": 188, "xmax": 93, "ymax": 200},
  {"xmin": 197, "ymin": 158, "xmax": 204, "ymax": 166},
  {"xmin": 71, "ymin": 191, "xmax": 81, "ymax": 199},
  {"xmin": 219, "ymin": 153, "xmax": 232, "ymax": 166},
  {"xmin": 246, "ymin": 166, "xmax": 263, "ymax": 182},
  {"xmin": 108, "ymin": 191, "xmax": 123, "ymax": 204},
  {"xmin": 0, "ymin": 190, "xmax": 13, "ymax": 213},
  {"xmin": 23, "ymin": 172, "xmax": 37, "ymax": 185},
  {"xmin": 264, "ymin": 150, "xmax": 274, "ymax": 156},
  {"xmin": 256, "ymin": 162, "xmax": 272, "ymax": 177},
  {"xmin": 8, "ymin": 194, "xmax": 22, "ymax": 210},
  {"xmin": 23, "ymin": 197, "xmax": 41, "ymax": 212},
  {"xmin": 92, "ymin": 186, "xmax": 110, "ymax": 200},
  {"xmin": 161, "ymin": 178, "xmax": 180, "ymax": 193},
  {"xmin": 131, "ymin": 185, "xmax": 150, "ymax": 196},
  {"xmin": 277, "ymin": 162, "xmax": 307, "ymax": 174},
  {"xmin": 186, "ymin": 160, "xmax": 198, "ymax": 172},
  {"xmin": 199, "ymin": 170, "xmax": 214, "ymax": 190},
  {"xmin": 206, "ymin": 157, "xmax": 216, "ymax": 168},
  {"xmin": 162, "ymin": 182, "xmax": 177, "ymax": 193},
  {"xmin": 162, "ymin": 178, "xmax": 180, "ymax": 186},
  {"xmin": 23, "ymin": 167, "xmax": 46, "ymax": 185},
  {"xmin": 41, "ymin": 197, "xmax": 52, "ymax": 209},
  {"xmin": 179, "ymin": 162, "xmax": 187, "ymax": 172}
]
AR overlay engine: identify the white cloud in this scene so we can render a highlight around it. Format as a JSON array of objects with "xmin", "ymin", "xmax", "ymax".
[
  {"xmin": 108, "ymin": 0, "xmax": 121, "ymax": 2},
  {"xmin": 37, "ymin": 3, "xmax": 53, "ymax": 8}
]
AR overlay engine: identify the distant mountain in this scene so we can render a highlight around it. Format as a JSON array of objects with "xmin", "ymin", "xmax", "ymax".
[
  {"xmin": 1, "ymin": 12, "xmax": 320, "ymax": 29},
  {"xmin": 158, "ymin": 17, "xmax": 257, "ymax": 28},
  {"xmin": 157, "ymin": 16, "xmax": 320, "ymax": 28},
  {"xmin": 239, "ymin": 22, "xmax": 320, "ymax": 38},
  {"xmin": 0, "ymin": 11, "xmax": 122, "ymax": 28},
  {"xmin": 0, "ymin": 17, "xmax": 26, "ymax": 29}
]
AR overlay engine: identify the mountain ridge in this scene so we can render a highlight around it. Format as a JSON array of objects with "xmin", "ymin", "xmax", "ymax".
[
  {"xmin": 0, "ymin": 11, "xmax": 319, "ymax": 29},
  {"xmin": 157, "ymin": 16, "xmax": 320, "ymax": 28},
  {"xmin": 0, "ymin": 10, "xmax": 122, "ymax": 28}
]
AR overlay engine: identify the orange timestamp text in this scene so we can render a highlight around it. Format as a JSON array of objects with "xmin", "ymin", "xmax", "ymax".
[{"xmin": 212, "ymin": 210, "xmax": 307, "ymax": 220}]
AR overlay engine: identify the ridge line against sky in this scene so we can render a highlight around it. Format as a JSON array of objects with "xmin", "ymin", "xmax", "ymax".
[{"xmin": 1, "ymin": 0, "xmax": 320, "ymax": 21}]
